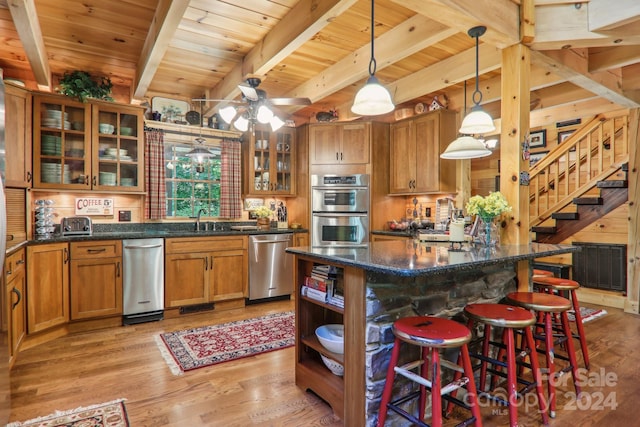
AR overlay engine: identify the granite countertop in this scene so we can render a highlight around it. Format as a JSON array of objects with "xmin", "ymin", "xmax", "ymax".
[
  {"xmin": 286, "ymin": 241, "xmax": 580, "ymax": 277},
  {"xmin": 7, "ymin": 223, "xmax": 308, "ymax": 253}
]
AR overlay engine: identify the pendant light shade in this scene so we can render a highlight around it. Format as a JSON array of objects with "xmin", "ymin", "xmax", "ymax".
[
  {"xmin": 440, "ymin": 136, "xmax": 492, "ymax": 159},
  {"xmin": 186, "ymin": 137, "xmax": 215, "ymax": 164},
  {"xmin": 459, "ymin": 25, "xmax": 495, "ymax": 135},
  {"xmin": 351, "ymin": 0, "xmax": 394, "ymax": 116}
]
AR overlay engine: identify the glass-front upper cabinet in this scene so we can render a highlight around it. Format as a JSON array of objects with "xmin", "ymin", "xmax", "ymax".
[
  {"xmin": 91, "ymin": 102, "xmax": 144, "ymax": 191},
  {"xmin": 33, "ymin": 94, "xmax": 144, "ymax": 192},
  {"xmin": 33, "ymin": 95, "xmax": 91, "ymax": 189},
  {"xmin": 248, "ymin": 126, "xmax": 295, "ymax": 196}
]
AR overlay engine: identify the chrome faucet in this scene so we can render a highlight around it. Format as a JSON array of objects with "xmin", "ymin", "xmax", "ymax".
[{"xmin": 195, "ymin": 208, "xmax": 207, "ymax": 231}]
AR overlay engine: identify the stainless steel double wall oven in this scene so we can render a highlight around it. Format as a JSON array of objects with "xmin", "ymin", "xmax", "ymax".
[{"xmin": 311, "ymin": 174, "xmax": 369, "ymax": 247}]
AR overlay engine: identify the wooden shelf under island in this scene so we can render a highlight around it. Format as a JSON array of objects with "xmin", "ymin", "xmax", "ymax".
[{"xmin": 287, "ymin": 241, "xmax": 580, "ymax": 427}]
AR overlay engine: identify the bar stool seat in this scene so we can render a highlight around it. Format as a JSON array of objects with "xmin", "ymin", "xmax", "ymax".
[
  {"xmin": 377, "ymin": 316, "xmax": 482, "ymax": 427},
  {"xmin": 533, "ymin": 276, "xmax": 590, "ymax": 369},
  {"xmin": 454, "ymin": 304, "xmax": 549, "ymax": 427},
  {"xmin": 533, "ymin": 269, "xmax": 554, "ymax": 278},
  {"xmin": 506, "ymin": 292, "xmax": 581, "ymax": 418}
]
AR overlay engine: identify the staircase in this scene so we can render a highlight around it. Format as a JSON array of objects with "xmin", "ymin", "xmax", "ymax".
[{"xmin": 528, "ymin": 113, "xmax": 629, "ymax": 243}]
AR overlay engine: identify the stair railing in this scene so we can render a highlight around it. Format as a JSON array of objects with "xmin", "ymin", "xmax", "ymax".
[{"xmin": 529, "ymin": 112, "xmax": 629, "ymax": 226}]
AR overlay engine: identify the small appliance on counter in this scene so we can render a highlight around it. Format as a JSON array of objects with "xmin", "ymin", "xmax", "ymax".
[{"xmin": 61, "ymin": 216, "xmax": 92, "ymax": 236}]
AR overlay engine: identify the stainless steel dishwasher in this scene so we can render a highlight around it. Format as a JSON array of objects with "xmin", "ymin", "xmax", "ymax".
[
  {"xmin": 122, "ymin": 238, "xmax": 164, "ymax": 324},
  {"xmin": 248, "ymin": 234, "xmax": 293, "ymax": 301}
]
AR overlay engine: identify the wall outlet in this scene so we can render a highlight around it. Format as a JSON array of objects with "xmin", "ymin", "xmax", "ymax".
[{"xmin": 119, "ymin": 210, "xmax": 131, "ymax": 222}]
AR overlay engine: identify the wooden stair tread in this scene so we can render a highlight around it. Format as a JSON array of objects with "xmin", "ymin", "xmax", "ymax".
[
  {"xmin": 551, "ymin": 212, "xmax": 579, "ymax": 220},
  {"xmin": 573, "ymin": 197, "xmax": 603, "ymax": 205},
  {"xmin": 596, "ymin": 180, "xmax": 628, "ymax": 188},
  {"xmin": 532, "ymin": 226, "xmax": 556, "ymax": 233}
]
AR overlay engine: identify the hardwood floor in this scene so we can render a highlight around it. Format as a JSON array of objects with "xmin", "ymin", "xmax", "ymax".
[{"xmin": 7, "ymin": 300, "xmax": 640, "ymax": 426}]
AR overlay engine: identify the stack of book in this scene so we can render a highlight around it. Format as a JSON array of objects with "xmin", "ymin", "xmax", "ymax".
[{"xmin": 301, "ymin": 264, "xmax": 343, "ymax": 308}]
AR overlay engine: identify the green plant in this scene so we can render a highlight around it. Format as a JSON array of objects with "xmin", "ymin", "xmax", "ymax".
[{"xmin": 58, "ymin": 70, "xmax": 113, "ymax": 102}]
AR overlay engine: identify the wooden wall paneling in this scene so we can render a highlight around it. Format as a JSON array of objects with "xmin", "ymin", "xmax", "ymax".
[{"xmin": 625, "ymin": 108, "xmax": 639, "ymax": 313}]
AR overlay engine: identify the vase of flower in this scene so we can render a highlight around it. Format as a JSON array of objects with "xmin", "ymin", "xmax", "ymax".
[
  {"xmin": 465, "ymin": 192, "xmax": 512, "ymax": 248},
  {"xmin": 254, "ymin": 205, "xmax": 273, "ymax": 230}
]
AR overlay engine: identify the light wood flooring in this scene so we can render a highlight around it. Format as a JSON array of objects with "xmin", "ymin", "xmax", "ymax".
[{"xmin": 6, "ymin": 299, "xmax": 640, "ymax": 426}]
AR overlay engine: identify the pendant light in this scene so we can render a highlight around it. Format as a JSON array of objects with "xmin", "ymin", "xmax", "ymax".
[
  {"xmin": 458, "ymin": 26, "xmax": 495, "ymax": 135},
  {"xmin": 441, "ymin": 80, "xmax": 491, "ymax": 159},
  {"xmin": 186, "ymin": 103, "xmax": 215, "ymax": 171},
  {"xmin": 351, "ymin": 0, "xmax": 394, "ymax": 116}
]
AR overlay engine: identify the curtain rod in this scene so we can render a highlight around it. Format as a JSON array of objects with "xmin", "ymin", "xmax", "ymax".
[{"xmin": 144, "ymin": 124, "xmax": 243, "ymax": 143}]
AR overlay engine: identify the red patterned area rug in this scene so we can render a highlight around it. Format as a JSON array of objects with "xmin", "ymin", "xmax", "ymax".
[
  {"xmin": 7, "ymin": 399, "xmax": 128, "ymax": 427},
  {"xmin": 156, "ymin": 311, "xmax": 295, "ymax": 375}
]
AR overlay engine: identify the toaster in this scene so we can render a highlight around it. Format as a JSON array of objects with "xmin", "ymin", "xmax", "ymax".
[{"xmin": 61, "ymin": 216, "xmax": 93, "ymax": 236}]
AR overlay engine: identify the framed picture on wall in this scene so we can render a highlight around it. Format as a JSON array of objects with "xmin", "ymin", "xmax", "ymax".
[
  {"xmin": 529, "ymin": 129, "xmax": 546, "ymax": 148},
  {"xmin": 558, "ymin": 129, "xmax": 575, "ymax": 143},
  {"xmin": 529, "ymin": 151, "xmax": 548, "ymax": 167}
]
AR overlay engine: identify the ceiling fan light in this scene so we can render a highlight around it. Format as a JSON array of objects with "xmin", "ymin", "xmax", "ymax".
[
  {"xmin": 440, "ymin": 135, "xmax": 492, "ymax": 159},
  {"xmin": 219, "ymin": 106, "xmax": 237, "ymax": 124},
  {"xmin": 256, "ymin": 105, "xmax": 274, "ymax": 124},
  {"xmin": 270, "ymin": 115, "xmax": 285, "ymax": 132},
  {"xmin": 483, "ymin": 138, "xmax": 499, "ymax": 149},
  {"xmin": 351, "ymin": 75, "xmax": 395, "ymax": 116},
  {"xmin": 234, "ymin": 115, "xmax": 249, "ymax": 132},
  {"xmin": 459, "ymin": 107, "xmax": 496, "ymax": 134}
]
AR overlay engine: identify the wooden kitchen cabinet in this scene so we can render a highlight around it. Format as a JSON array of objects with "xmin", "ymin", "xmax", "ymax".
[
  {"xmin": 389, "ymin": 110, "xmax": 457, "ymax": 194},
  {"xmin": 27, "ymin": 242, "xmax": 69, "ymax": 334},
  {"xmin": 33, "ymin": 93, "xmax": 144, "ymax": 191},
  {"xmin": 165, "ymin": 236, "xmax": 247, "ymax": 309},
  {"xmin": 69, "ymin": 240, "xmax": 123, "ymax": 320},
  {"xmin": 309, "ymin": 122, "xmax": 370, "ymax": 165},
  {"xmin": 5, "ymin": 248, "xmax": 26, "ymax": 362},
  {"xmin": 5, "ymin": 83, "xmax": 33, "ymax": 187},
  {"xmin": 244, "ymin": 126, "xmax": 296, "ymax": 196},
  {"xmin": 294, "ymin": 232, "xmax": 308, "ymax": 247}
]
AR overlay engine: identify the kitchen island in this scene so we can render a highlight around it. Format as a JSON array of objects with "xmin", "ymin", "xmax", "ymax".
[{"xmin": 287, "ymin": 240, "xmax": 579, "ymax": 427}]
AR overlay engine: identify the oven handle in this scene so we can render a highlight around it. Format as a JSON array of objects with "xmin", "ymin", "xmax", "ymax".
[
  {"xmin": 312, "ymin": 186, "xmax": 368, "ymax": 191},
  {"xmin": 312, "ymin": 212, "xmax": 368, "ymax": 217}
]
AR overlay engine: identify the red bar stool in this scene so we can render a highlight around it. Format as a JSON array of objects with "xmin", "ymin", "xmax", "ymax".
[
  {"xmin": 533, "ymin": 269, "xmax": 554, "ymax": 278},
  {"xmin": 453, "ymin": 303, "xmax": 549, "ymax": 427},
  {"xmin": 377, "ymin": 316, "xmax": 482, "ymax": 427},
  {"xmin": 532, "ymin": 276, "xmax": 590, "ymax": 369},
  {"xmin": 505, "ymin": 292, "xmax": 582, "ymax": 418}
]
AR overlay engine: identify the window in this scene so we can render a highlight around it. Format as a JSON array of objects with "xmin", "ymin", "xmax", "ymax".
[{"xmin": 164, "ymin": 140, "xmax": 221, "ymax": 218}]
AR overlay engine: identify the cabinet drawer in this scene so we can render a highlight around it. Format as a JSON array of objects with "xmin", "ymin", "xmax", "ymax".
[
  {"xmin": 5, "ymin": 248, "xmax": 26, "ymax": 279},
  {"xmin": 166, "ymin": 236, "xmax": 247, "ymax": 253},
  {"xmin": 70, "ymin": 240, "xmax": 122, "ymax": 259}
]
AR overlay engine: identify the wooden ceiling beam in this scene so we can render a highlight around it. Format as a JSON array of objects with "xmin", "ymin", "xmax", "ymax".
[
  {"xmin": 532, "ymin": 3, "xmax": 640, "ymax": 50},
  {"xmin": 133, "ymin": 0, "xmax": 190, "ymax": 99},
  {"xmin": 531, "ymin": 48, "xmax": 640, "ymax": 107},
  {"xmin": 285, "ymin": 15, "xmax": 457, "ymax": 105},
  {"xmin": 207, "ymin": 0, "xmax": 358, "ymax": 108},
  {"xmin": 7, "ymin": 0, "xmax": 50, "ymax": 89},
  {"xmin": 587, "ymin": 0, "xmax": 640, "ymax": 32},
  {"xmin": 589, "ymin": 46, "xmax": 640, "ymax": 73},
  {"xmin": 394, "ymin": 0, "xmax": 520, "ymax": 48}
]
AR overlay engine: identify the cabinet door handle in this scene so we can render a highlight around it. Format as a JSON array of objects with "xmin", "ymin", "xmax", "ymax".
[
  {"xmin": 341, "ymin": 152, "xmax": 343, "ymax": 161},
  {"xmin": 92, "ymin": 176, "xmax": 96, "ymax": 187},
  {"xmin": 336, "ymin": 152, "xmax": 338, "ymax": 161},
  {"xmin": 88, "ymin": 248, "xmax": 106, "ymax": 254},
  {"xmin": 6, "ymin": 263, "xmax": 12, "ymax": 276},
  {"xmin": 16, "ymin": 259, "xmax": 24, "ymax": 265},
  {"xmin": 210, "ymin": 256, "xmax": 213, "ymax": 270},
  {"xmin": 11, "ymin": 287, "xmax": 21, "ymax": 310},
  {"xmin": 64, "ymin": 248, "xmax": 69, "ymax": 263},
  {"xmin": 27, "ymin": 171, "xmax": 32, "ymax": 182},
  {"xmin": 205, "ymin": 256, "xmax": 208, "ymax": 271},
  {"xmin": 117, "ymin": 262, "xmax": 120, "ymax": 278}
]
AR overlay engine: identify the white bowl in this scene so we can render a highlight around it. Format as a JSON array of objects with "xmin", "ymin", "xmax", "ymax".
[
  {"xmin": 320, "ymin": 354, "xmax": 344, "ymax": 376},
  {"xmin": 99, "ymin": 123, "xmax": 112, "ymax": 133},
  {"xmin": 315, "ymin": 324, "xmax": 344, "ymax": 354}
]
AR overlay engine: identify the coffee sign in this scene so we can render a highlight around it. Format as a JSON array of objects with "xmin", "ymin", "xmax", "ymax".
[{"xmin": 75, "ymin": 198, "xmax": 114, "ymax": 215}]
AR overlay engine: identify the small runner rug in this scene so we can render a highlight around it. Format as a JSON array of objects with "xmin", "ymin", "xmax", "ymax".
[
  {"xmin": 568, "ymin": 306, "xmax": 608, "ymax": 323},
  {"xmin": 7, "ymin": 398, "xmax": 128, "ymax": 427},
  {"xmin": 156, "ymin": 311, "xmax": 295, "ymax": 375}
]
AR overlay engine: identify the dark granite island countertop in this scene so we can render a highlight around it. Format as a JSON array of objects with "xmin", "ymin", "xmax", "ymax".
[
  {"xmin": 286, "ymin": 241, "xmax": 579, "ymax": 277},
  {"xmin": 287, "ymin": 241, "xmax": 579, "ymax": 427}
]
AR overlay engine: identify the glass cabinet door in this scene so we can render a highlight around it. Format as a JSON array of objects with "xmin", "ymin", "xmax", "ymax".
[
  {"xmin": 34, "ymin": 97, "xmax": 91, "ymax": 189},
  {"xmin": 249, "ymin": 126, "xmax": 295, "ymax": 195},
  {"xmin": 93, "ymin": 104, "xmax": 143, "ymax": 191}
]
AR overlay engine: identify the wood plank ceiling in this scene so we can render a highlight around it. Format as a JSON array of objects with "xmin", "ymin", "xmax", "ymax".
[{"xmin": 0, "ymin": 0, "xmax": 639, "ymax": 128}]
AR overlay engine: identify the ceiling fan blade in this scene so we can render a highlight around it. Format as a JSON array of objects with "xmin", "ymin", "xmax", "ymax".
[
  {"xmin": 268, "ymin": 97, "xmax": 311, "ymax": 106},
  {"xmin": 238, "ymin": 84, "xmax": 259, "ymax": 101}
]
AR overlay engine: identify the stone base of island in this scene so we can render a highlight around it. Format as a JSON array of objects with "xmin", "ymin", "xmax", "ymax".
[{"xmin": 287, "ymin": 240, "xmax": 579, "ymax": 427}]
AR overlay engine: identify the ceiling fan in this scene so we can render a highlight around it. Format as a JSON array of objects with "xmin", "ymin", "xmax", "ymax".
[{"xmin": 194, "ymin": 77, "xmax": 311, "ymax": 132}]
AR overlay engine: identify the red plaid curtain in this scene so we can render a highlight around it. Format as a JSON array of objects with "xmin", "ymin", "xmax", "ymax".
[
  {"xmin": 144, "ymin": 128, "xmax": 166, "ymax": 219},
  {"xmin": 220, "ymin": 139, "xmax": 242, "ymax": 218}
]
